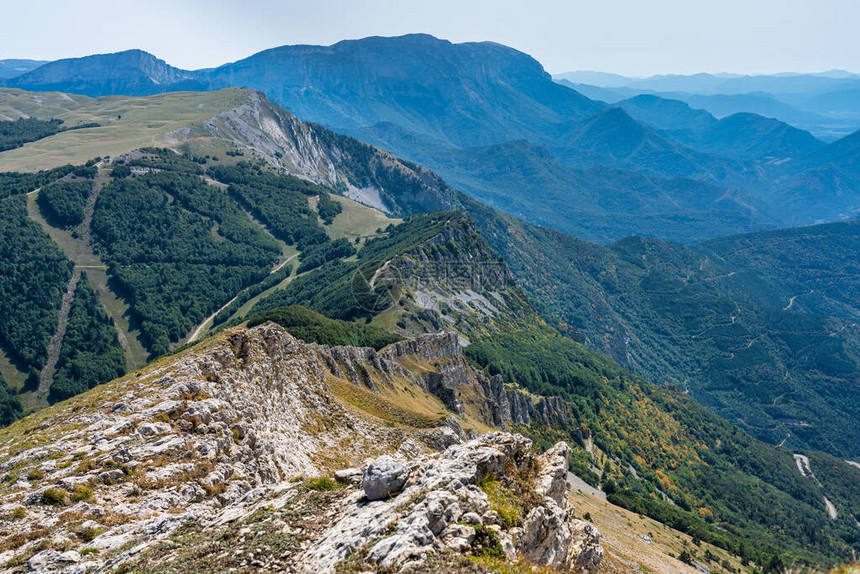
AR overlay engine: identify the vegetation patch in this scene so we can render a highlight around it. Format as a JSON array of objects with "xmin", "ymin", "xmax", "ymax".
[
  {"xmin": 36, "ymin": 180, "xmax": 93, "ymax": 228},
  {"xmin": 477, "ymin": 459, "xmax": 541, "ymax": 529},
  {"xmin": 327, "ymin": 374, "xmax": 444, "ymax": 429},
  {"xmin": 0, "ymin": 118, "xmax": 64, "ymax": 152},
  {"xmin": 40, "ymin": 487, "xmax": 68, "ymax": 506},
  {"xmin": 300, "ymin": 477, "xmax": 344, "ymax": 492},
  {"xmin": 247, "ymin": 305, "xmax": 400, "ymax": 350},
  {"xmin": 50, "ymin": 273, "xmax": 126, "ymax": 403}
]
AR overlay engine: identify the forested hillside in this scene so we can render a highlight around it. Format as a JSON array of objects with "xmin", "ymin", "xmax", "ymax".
[
  {"xmin": 49, "ymin": 273, "xmax": 126, "ymax": 402},
  {"xmin": 0, "ymin": 194, "xmax": 72, "ymax": 371},
  {"xmin": 456, "ymin": 196, "xmax": 860, "ymax": 458}
]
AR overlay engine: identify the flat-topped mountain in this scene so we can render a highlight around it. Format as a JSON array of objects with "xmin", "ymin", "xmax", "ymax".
[{"xmin": 207, "ymin": 33, "xmax": 605, "ymax": 147}]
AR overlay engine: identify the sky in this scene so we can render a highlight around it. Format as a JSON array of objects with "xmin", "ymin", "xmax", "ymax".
[{"xmin": 1, "ymin": 0, "xmax": 857, "ymax": 76}]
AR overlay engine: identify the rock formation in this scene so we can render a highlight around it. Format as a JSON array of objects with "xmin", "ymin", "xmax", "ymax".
[{"xmin": 0, "ymin": 324, "xmax": 600, "ymax": 572}]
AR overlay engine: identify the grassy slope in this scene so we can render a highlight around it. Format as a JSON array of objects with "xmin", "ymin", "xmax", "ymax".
[
  {"xmin": 0, "ymin": 88, "xmax": 247, "ymax": 171},
  {"xmin": 316, "ymin": 194, "xmax": 402, "ymax": 244}
]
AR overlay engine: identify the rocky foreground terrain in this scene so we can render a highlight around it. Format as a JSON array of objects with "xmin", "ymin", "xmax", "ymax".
[{"xmin": 0, "ymin": 323, "xmax": 604, "ymax": 573}]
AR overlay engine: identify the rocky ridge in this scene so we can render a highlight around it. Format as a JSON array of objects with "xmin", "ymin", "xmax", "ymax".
[{"xmin": 0, "ymin": 323, "xmax": 595, "ymax": 572}]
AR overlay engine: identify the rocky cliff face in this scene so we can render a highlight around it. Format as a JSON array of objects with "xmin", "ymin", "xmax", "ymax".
[
  {"xmin": 317, "ymin": 330, "xmax": 571, "ymax": 430},
  {"xmin": 179, "ymin": 90, "xmax": 459, "ymax": 215},
  {"xmin": 0, "ymin": 324, "xmax": 595, "ymax": 573}
]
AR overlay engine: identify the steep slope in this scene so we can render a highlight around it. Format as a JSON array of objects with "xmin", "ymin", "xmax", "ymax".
[
  {"xmin": 765, "ymin": 129, "xmax": 860, "ymax": 223},
  {"xmin": 240, "ymin": 205, "xmax": 860, "ymax": 564},
  {"xmin": 411, "ymin": 139, "xmax": 774, "ymax": 244},
  {"xmin": 1, "ymin": 50, "xmax": 205, "ymax": 97},
  {"xmin": 0, "ymin": 323, "xmax": 609, "ymax": 573}
]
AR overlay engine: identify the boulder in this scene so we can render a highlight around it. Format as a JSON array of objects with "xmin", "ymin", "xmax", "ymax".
[
  {"xmin": 27, "ymin": 549, "xmax": 62, "ymax": 572},
  {"xmin": 362, "ymin": 455, "xmax": 409, "ymax": 500},
  {"xmin": 334, "ymin": 467, "xmax": 362, "ymax": 486}
]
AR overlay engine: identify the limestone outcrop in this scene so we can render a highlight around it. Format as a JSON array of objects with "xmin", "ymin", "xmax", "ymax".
[
  {"xmin": 302, "ymin": 433, "xmax": 603, "ymax": 573},
  {"xmin": 0, "ymin": 324, "xmax": 601, "ymax": 573}
]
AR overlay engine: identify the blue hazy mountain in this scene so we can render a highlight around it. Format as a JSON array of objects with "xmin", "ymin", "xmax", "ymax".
[
  {"xmin": 3, "ymin": 36, "xmax": 860, "ymax": 243},
  {"xmin": 205, "ymin": 34, "xmax": 605, "ymax": 148},
  {"xmin": 556, "ymin": 70, "xmax": 860, "ymax": 141},
  {"xmin": 613, "ymin": 96, "xmax": 824, "ymax": 160},
  {"xmin": 2, "ymin": 50, "xmax": 206, "ymax": 96},
  {"xmin": 0, "ymin": 59, "xmax": 47, "ymax": 79}
]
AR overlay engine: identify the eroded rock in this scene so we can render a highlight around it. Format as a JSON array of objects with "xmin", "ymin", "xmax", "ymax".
[{"xmin": 362, "ymin": 455, "xmax": 410, "ymax": 500}]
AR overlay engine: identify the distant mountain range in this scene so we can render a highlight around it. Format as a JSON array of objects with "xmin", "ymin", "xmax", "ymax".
[
  {"xmin": 3, "ymin": 35, "xmax": 860, "ymax": 245},
  {"xmin": 2, "ymin": 50, "xmax": 206, "ymax": 96},
  {"xmin": 555, "ymin": 70, "xmax": 860, "ymax": 141},
  {"xmin": 0, "ymin": 59, "xmax": 46, "ymax": 79}
]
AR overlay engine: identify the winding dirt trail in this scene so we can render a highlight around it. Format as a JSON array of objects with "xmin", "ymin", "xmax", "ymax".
[{"xmin": 38, "ymin": 269, "xmax": 81, "ymax": 393}]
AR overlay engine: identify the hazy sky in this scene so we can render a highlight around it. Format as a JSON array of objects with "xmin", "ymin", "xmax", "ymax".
[{"xmin": 1, "ymin": 0, "xmax": 857, "ymax": 76}]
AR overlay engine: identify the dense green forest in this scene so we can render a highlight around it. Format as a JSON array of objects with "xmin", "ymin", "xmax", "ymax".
[
  {"xmin": 91, "ymin": 170, "xmax": 281, "ymax": 355},
  {"xmin": 0, "ymin": 165, "xmax": 77, "ymax": 199},
  {"xmin": 296, "ymin": 237, "xmax": 356, "ymax": 273},
  {"xmin": 0, "ymin": 118, "xmax": 63, "ymax": 152},
  {"xmin": 210, "ymin": 263, "xmax": 294, "ymax": 328},
  {"xmin": 49, "ymin": 273, "xmax": 126, "ymax": 402},
  {"xmin": 0, "ymin": 374, "xmax": 22, "ymax": 427},
  {"xmin": 246, "ymin": 305, "xmax": 401, "ymax": 349},
  {"xmin": 208, "ymin": 162, "xmax": 330, "ymax": 249},
  {"xmin": 37, "ymin": 180, "xmax": 93, "ymax": 227},
  {"xmin": 465, "ymin": 323, "xmax": 860, "ymax": 566},
  {"xmin": 0, "ymin": 195, "xmax": 73, "ymax": 369}
]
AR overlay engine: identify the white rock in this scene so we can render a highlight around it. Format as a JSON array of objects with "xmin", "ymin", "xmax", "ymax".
[{"xmin": 362, "ymin": 455, "xmax": 409, "ymax": 500}]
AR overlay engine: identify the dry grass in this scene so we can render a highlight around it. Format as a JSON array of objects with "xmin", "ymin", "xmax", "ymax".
[
  {"xmin": 0, "ymin": 88, "xmax": 248, "ymax": 172},
  {"xmin": 326, "ymin": 373, "xmax": 446, "ymax": 429}
]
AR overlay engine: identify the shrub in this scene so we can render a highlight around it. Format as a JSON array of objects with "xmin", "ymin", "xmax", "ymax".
[
  {"xmin": 301, "ymin": 477, "xmax": 342, "ymax": 491},
  {"xmin": 40, "ymin": 488, "xmax": 67, "ymax": 506},
  {"xmin": 26, "ymin": 468, "xmax": 44, "ymax": 481},
  {"xmin": 77, "ymin": 526, "xmax": 103, "ymax": 542},
  {"xmin": 70, "ymin": 484, "xmax": 93, "ymax": 502}
]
